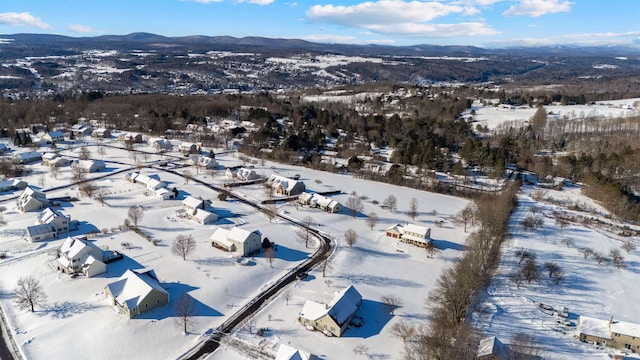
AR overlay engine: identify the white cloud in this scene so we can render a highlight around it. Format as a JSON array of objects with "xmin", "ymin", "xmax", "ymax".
[
  {"xmin": 188, "ymin": 0, "xmax": 223, "ymax": 3},
  {"xmin": 503, "ymin": 0, "xmax": 572, "ymax": 17},
  {"xmin": 68, "ymin": 24, "xmax": 94, "ymax": 34},
  {"xmin": 0, "ymin": 12, "xmax": 50, "ymax": 29},
  {"xmin": 234, "ymin": 0, "xmax": 275, "ymax": 4},
  {"xmin": 306, "ymin": 1, "xmax": 497, "ymax": 38},
  {"xmin": 487, "ymin": 31, "xmax": 640, "ymax": 47},
  {"xmin": 300, "ymin": 33, "xmax": 396, "ymax": 45}
]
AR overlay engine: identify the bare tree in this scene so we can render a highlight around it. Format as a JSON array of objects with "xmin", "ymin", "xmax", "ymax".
[
  {"xmin": 366, "ymin": 212, "xmax": 379, "ymax": 230},
  {"xmin": 521, "ymin": 215, "xmax": 543, "ymax": 231},
  {"xmin": 263, "ymin": 204, "xmax": 277, "ymax": 223},
  {"xmin": 353, "ymin": 344, "xmax": 369, "ymax": 357},
  {"xmin": 78, "ymin": 146, "xmax": 91, "ymax": 160},
  {"xmin": 38, "ymin": 173, "xmax": 46, "ymax": 188},
  {"xmin": 97, "ymin": 145, "xmax": 106, "ymax": 159},
  {"xmin": 96, "ymin": 190, "xmax": 107, "ymax": 206},
  {"xmin": 383, "ymin": 194, "xmax": 397, "ymax": 212},
  {"xmin": 14, "ymin": 276, "xmax": 47, "ymax": 312},
  {"xmin": 321, "ymin": 257, "xmax": 333, "ymax": 277},
  {"xmin": 582, "ymin": 248, "xmax": 595, "ymax": 259},
  {"xmin": 622, "ymin": 240, "xmax": 637, "ymax": 254},
  {"xmin": 521, "ymin": 257, "xmax": 540, "ymax": 284},
  {"xmin": 550, "ymin": 270, "xmax": 565, "ymax": 285},
  {"xmin": 595, "ymin": 252, "xmax": 608, "ymax": 265},
  {"xmin": 71, "ymin": 163, "xmax": 87, "ymax": 183},
  {"xmin": 283, "ymin": 291, "xmax": 292, "ymax": 305},
  {"xmin": 408, "ymin": 197, "xmax": 419, "ymax": 220},
  {"xmin": 453, "ymin": 204, "xmax": 475, "ymax": 232},
  {"xmin": 425, "ymin": 241, "xmax": 437, "ymax": 258},
  {"xmin": 127, "ymin": 205, "xmax": 144, "ymax": 227},
  {"xmin": 391, "ymin": 320, "xmax": 415, "ymax": 344},
  {"xmin": 49, "ymin": 164, "xmax": 59, "ymax": 179},
  {"xmin": 182, "ymin": 169, "xmax": 192, "ymax": 184},
  {"xmin": 543, "ymin": 261, "xmax": 561, "ymax": 278},
  {"xmin": 344, "ymin": 228, "xmax": 357, "ymax": 247},
  {"xmin": 296, "ymin": 216, "xmax": 315, "ymax": 248},
  {"xmin": 79, "ymin": 181, "xmax": 97, "ymax": 197},
  {"xmin": 265, "ymin": 247, "xmax": 275, "ymax": 267},
  {"xmin": 381, "ymin": 294, "xmax": 403, "ymax": 315},
  {"xmin": 173, "ymin": 293, "xmax": 195, "ymax": 334},
  {"xmin": 172, "ymin": 234, "xmax": 197, "ymax": 260},
  {"xmin": 610, "ymin": 248, "xmax": 625, "ymax": 269},
  {"xmin": 345, "ymin": 194, "xmax": 364, "ymax": 218}
]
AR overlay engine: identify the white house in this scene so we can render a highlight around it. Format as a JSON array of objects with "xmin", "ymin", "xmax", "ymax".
[
  {"xmin": 0, "ymin": 179, "xmax": 27, "ymax": 193},
  {"xmin": 190, "ymin": 208, "xmax": 218, "ymax": 225},
  {"xmin": 105, "ymin": 268, "xmax": 169, "ymax": 318},
  {"xmin": 71, "ymin": 123, "xmax": 92, "ymax": 136},
  {"xmin": 299, "ymin": 285, "xmax": 362, "ymax": 337},
  {"xmin": 266, "ymin": 174, "xmax": 306, "ymax": 196},
  {"xmin": 27, "ymin": 207, "xmax": 76, "ymax": 242},
  {"xmin": 41, "ymin": 131, "xmax": 64, "ymax": 143},
  {"xmin": 154, "ymin": 187, "xmax": 175, "ymax": 200},
  {"xmin": 182, "ymin": 196, "xmax": 208, "ymax": 210},
  {"xmin": 384, "ymin": 223, "xmax": 431, "ymax": 247},
  {"xmin": 56, "ymin": 236, "xmax": 106, "ymax": 277},
  {"xmin": 298, "ymin": 193, "xmax": 343, "ymax": 213},
  {"xmin": 17, "ymin": 186, "xmax": 50, "ymax": 212},
  {"xmin": 126, "ymin": 172, "xmax": 166, "ymax": 191},
  {"xmin": 73, "ymin": 159, "xmax": 106, "ymax": 173},
  {"xmin": 226, "ymin": 167, "xmax": 259, "ymax": 181},
  {"xmin": 13, "ymin": 151, "xmax": 42, "ymax": 164},
  {"xmin": 92, "ymin": 128, "xmax": 111, "ymax": 139},
  {"xmin": 210, "ymin": 227, "xmax": 262, "ymax": 256},
  {"xmin": 149, "ymin": 137, "xmax": 172, "ymax": 151},
  {"xmin": 178, "ymin": 142, "xmax": 199, "ymax": 155}
]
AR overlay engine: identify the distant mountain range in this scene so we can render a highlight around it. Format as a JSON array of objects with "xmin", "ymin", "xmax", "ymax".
[{"xmin": 0, "ymin": 33, "xmax": 638, "ymax": 96}]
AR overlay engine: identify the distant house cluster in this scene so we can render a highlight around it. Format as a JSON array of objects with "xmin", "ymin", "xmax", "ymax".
[
  {"xmin": 266, "ymin": 174, "xmax": 305, "ymax": 196},
  {"xmin": 210, "ymin": 226, "xmax": 262, "ymax": 256},
  {"xmin": 188, "ymin": 154, "xmax": 218, "ymax": 169},
  {"xmin": 298, "ymin": 192, "xmax": 343, "ymax": 213},
  {"xmin": 385, "ymin": 223, "xmax": 432, "ymax": 247},
  {"xmin": 578, "ymin": 315, "xmax": 640, "ymax": 353},
  {"xmin": 298, "ymin": 285, "xmax": 362, "ymax": 337}
]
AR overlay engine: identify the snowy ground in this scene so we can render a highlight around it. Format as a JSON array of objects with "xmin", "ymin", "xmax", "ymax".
[
  {"xmin": 471, "ymin": 182, "xmax": 640, "ymax": 359},
  {"xmin": 0, "ymin": 138, "xmax": 471, "ymax": 359}
]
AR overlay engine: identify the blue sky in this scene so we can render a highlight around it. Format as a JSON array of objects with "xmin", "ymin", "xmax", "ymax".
[{"xmin": 0, "ymin": 0, "xmax": 638, "ymax": 48}]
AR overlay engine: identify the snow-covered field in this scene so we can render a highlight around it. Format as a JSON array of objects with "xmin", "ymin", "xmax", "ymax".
[
  {"xmin": 469, "ymin": 98, "xmax": 640, "ymax": 131},
  {"xmin": 472, "ymin": 182, "xmax": 640, "ymax": 359},
  {"xmin": 0, "ymin": 138, "xmax": 471, "ymax": 359}
]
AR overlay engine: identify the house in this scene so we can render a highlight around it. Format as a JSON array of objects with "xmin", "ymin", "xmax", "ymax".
[
  {"xmin": 154, "ymin": 187, "xmax": 175, "ymax": 200},
  {"xmin": 17, "ymin": 186, "xmax": 50, "ymax": 212},
  {"xmin": 118, "ymin": 132, "xmax": 143, "ymax": 143},
  {"xmin": 26, "ymin": 207, "xmax": 77, "ymax": 242},
  {"xmin": 149, "ymin": 137, "xmax": 172, "ymax": 151},
  {"xmin": 178, "ymin": 142, "xmax": 199, "ymax": 155},
  {"xmin": 477, "ymin": 336, "xmax": 508, "ymax": 359},
  {"xmin": 73, "ymin": 159, "xmax": 106, "ymax": 173},
  {"xmin": 195, "ymin": 156, "xmax": 218, "ymax": 169},
  {"xmin": 275, "ymin": 344, "xmax": 317, "ymax": 360},
  {"xmin": 56, "ymin": 236, "xmax": 106, "ymax": 277},
  {"xmin": 0, "ymin": 179, "xmax": 27, "ymax": 193},
  {"xmin": 266, "ymin": 174, "xmax": 306, "ymax": 196},
  {"xmin": 13, "ymin": 151, "xmax": 42, "ymax": 164},
  {"xmin": 178, "ymin": 208, "xmax": 218, "ymax": 225},
  {"xmin": 578, "ymin": 316, "xmax": 640, "ymax": 353},
  {"xmin": 299, "ymin": 285, "xmax": 362, "ymax": 337},
  {"xmin": 210, "ymin": 227, "xmax": 262, "ymax": 256},
  {"xmin": 42, "ymin": 152, "xmax": 71, "ymax": 167},
  {"xmin": 182, "ymin": 196, "xmax": 209, "ymax": 210},
  {"xmin": 71, "ymin": 123, "xmax": 92, "ymax": 136},
  {"xmin": 92, "ymin": 128, "xmax": 111, "ymax": 139},
  {"xmin": 384, "ymin": 223, "xmax": 432, "ymax": 247},
  {"xmin": 105, "ymin": 268, "xmax": 169, "ymax": 318},
  {"xmin": 226, "ymin": 167, "xmax": 259, "ymax": 181},
  {"xmin": 126, "ymin": 172, "xmax": 166, "ymax": 191},
  {"xmin": 41, "ymin": 131, "xmax": 64, "ymax": 144},
  {"xmin": 298, "ymin": 193, "xmax": 342, "ymax": 213}
]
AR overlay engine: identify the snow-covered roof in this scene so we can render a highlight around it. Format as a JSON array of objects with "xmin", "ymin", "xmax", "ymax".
[
  {"xmin": 194, "ymin": 209, "xmax": 216, "ymax": 222},
  {"xmin": 578, "ymin": 316, "xmax": 612, "ymax": 339},
  {"xmin": 275, "ymin": 344, "xmax": 315, "ymax": 360},
  {"xmin": 106, "ymin": 269, "xmax": 167, "ymax": 309},
  {"xmin": 26, "ymin": 224, "xmax": 56, "ymax": 237},
  {"xmin": 299, "ymin": 300, "xmax": 328, "ymax": 322},
  {"xmin": 38, "ymin": 207, "xmax": 67, "ymax": 224},
  {"xmin": 210, "ymin": 228, "xmax": 233, "ymax": 248},
  {"xmin": 183, "ymin": 196, "xmax": 204, "ymax": 209},
  {"xmin": 75, "ymin": 159, "xmax": 106, "ymax": 171},
  {"xmin": 155, "ymin": 187, "xmax": 170, "ymax": 195},
  {"xmin": 228, "ymin": 227, "xmax": 255, "ymax": 243},
  {"xmin": 59, "ymin": 236, "xmax": 101, "ymax": 261},
  {"xmin": 403, "ymin": 223, "xmax": 430, "ymax": 237},
  {"xmin": 267, "ymin": 174, "xmax": 304, "ymax": 192},
  {"xmin": 611, "ymin": 319, "xmax": 640, "ymax": 338},
  {"xmin": 299, "ymin": 285, "xmax": 361, "ymax": 325},
  {"xmin": 42, "ymin": 152, "xmax": 60, "ymax": 160},
  {"xmin": 477, "ymin": 336, "xmax": 506, "ymax": 358},
  {"xmin": 14, "ymin": 151, "xmax": 42, "ymax": 160},
  {"xmin": 146, "ymin": 178, "xmax": 165, "ymax": 189},
  {"xmin": 0, "ymin": 179, "xmax": 26, "ymax": 190}
]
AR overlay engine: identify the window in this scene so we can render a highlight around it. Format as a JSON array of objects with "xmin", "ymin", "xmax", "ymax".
[
  {"xmin": 145, "ymin": 304, "xmax": 148, "ymax": 309},
  {"xmin": 156, "ymin": 299, "xmax": 160, "ymax": 304},
  {"xmin": 625, "ymin": 344, "xmax": 632, "ymax": 350}
]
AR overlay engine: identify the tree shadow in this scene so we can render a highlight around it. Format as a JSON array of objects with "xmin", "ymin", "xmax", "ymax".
[
  {"xmin": 269, "ymin": 244, "xmax": 311, "ymax": 262},
  {"xmin": 193, "ymin": 257, "xmax": 236, "ymax": 267},
  {"xmin": 431, "ymin": 238, "xmax": 465, "ymax": 251},
  {"xmin": 39, "ymin": 301, "xmax": 101, "ymax": 319},
  {"xmin": 339, "ymin": 274, "xmax": 422, "ymax": 288},
  {"xmin": 342, "ymin": 299, "xmax": 392, "ymax": 338}
]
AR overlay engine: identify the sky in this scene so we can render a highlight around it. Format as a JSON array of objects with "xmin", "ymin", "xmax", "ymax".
[{"xmin": 0, "ymin": 0, "xmax": 638, "ymax": 48}]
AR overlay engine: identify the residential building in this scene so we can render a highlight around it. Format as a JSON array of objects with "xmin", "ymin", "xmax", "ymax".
[
  {"xmin": 384, "ymin": 223, "xmax": 432, "ymax": 247},
  {"xmin": 226, "ymin": 167, "xmax": 259, "ymax": 181},
  {"xmin": 118, "ymin": 132, "xmax": 143, "ymax": 143},
  {"xmin": 0, "ymin": 179, "xmax": 27, "ymax": 193},
  {"xmin": 73, "ymin": 159, "xmax": 106, "ymax": 173},
  {"xmin": 299, "ymin": 285, "xmax": 362, "ymax": 337},
  {"xmin": 105, "ymin": 268, "xmax": 169, "ymax": 318},
  {"xmin": 182, "ymin": 195, "xmax": 209, "ymax": 210},
  {"xmin": 210, "ymin": 227, "xmax": 262, "ymax": 256},
  {"xmin": 578, "ymin": 316, "xmax": 640, "ymax": 353},
  {"xmin": 126, "ymin": 172, "xmax": 165, "ymax": 191},
  {"xmin": 92, "ymin": 128, "xmax": 111, "ymax": 139},
  {"xmin": 266, "ymin": 174, "xmax": 306, "ymax": 196},
  {"xmin": 181, "ymin": 208, "xmax": 218, "ymax": 225},
  {"xmin": 178, "ymin": 142, "xmax": 199, "ymax": 155},
  {"xmin": 154, "ymin": 187, "xmax": 175, "ymax": 200},
  {"xmin": 56, "ymin": 236, "xmax": 106, "ymax": 277},
  {"xmin": 17, "ymin": 186, "xmax": 50, "ymax": 212},
  {"xmin": 275, "ymin": 344, "xmax": 317, "ymax": 360},
  {"xmin": 27, "ymin": 207, "xmax": 77, "ymax": 242},
  {"xmin": 71, "ymin": 123, "xmax": 92, "ymax": 136},
  {"xmin": 41, "ymin": 131, "xmax": 64, "ymax": 143},
  {"xmin": 298, "ymin": 193, "xmax": 343, "ymax": 213},
  {"xmin": 42, "ymin": 152, "xmax": 71, "ymax": 167},
  {"xmin": 149, "ymin": 137, "xmax": 172, "ymax": 151},
  {"xmin": 13, "ymin": 151, "xmax": 42, "ymax": 164}
]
